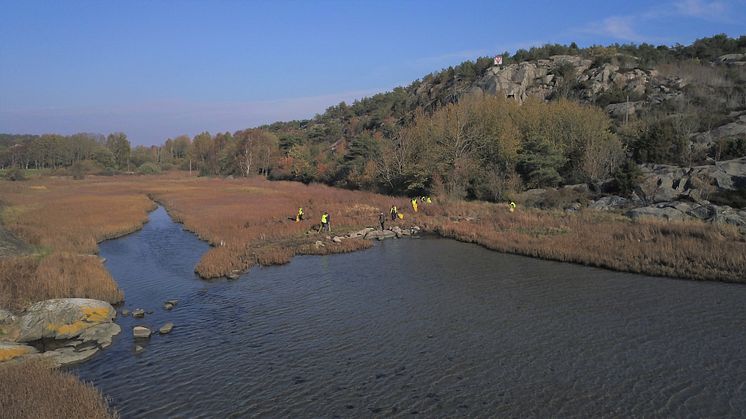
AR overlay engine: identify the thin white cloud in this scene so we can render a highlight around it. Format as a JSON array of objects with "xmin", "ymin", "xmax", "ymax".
[
  {"xmin": 579, "ymin": 0, "xmax": 737, "ymax": 42},
  {"xmin": 586, "ymin": 16, "xmax": 647, "ymax": 42},
  {"xmin": 673, "ymin": 0, "xmax": 729, "ymax": 19}
]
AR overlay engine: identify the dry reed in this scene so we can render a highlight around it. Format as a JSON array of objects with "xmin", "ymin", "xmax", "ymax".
[
  {"xmin": 0, "ymin": 177, "xmax": 154, "ymax": 309},
  {"xmin": 1, "ymin": 173, "xmax": 744, "ymax": 315},
  {"xmin": 0, "ymin": 359, "xmax": 117, "ymax": 419}
]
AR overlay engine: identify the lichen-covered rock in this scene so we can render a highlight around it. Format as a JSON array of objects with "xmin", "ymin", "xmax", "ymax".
[
  {"xmin": 589, "ymin": 196, "xmax": 629, "ymax": 210},
  {"xmin": 78, "ymin": 322, "xmax": 121, "ymax": 349},
  {"xmin": 18, "ymin": 298, "xmax": 116, "ymax": 342},
  {"xmin": 44, "ymin": 346, "xmax": 99, "ymax": 366},
  {"xmin": 0, "ymin": 309, "xmax": 16, "ymax": 325},
  {"xmin": 348, "ymin": 228, "xmax": 374, "ymax": 238},
  {"xmin": 626, "ymin": 205, "xmax": 689, "ymax": 222},
  {"xmin": 0, "ymin": 341, "xmax": 38, "ymax": 362},
  {"xmin": 364, "ymin": 230, "xmax": 397, "ymax": 240}
]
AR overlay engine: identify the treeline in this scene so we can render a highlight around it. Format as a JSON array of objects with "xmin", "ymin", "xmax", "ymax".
[
  {"xmin": 0, "ymin": 133, "xmax": 133, "ymax": 172},
  {"xmin": 509, "ymin": 33, "xmax": 746, "ymax": 68},
  {"xmin": 147, "ymin": 97, "xmax": 622, "ymax": 200}
]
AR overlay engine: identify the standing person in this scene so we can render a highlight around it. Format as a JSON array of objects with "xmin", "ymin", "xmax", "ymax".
[
  {"xmin": 296, "ymin": 207, "xmax": 304, "ymax": 222},
  {"xmin": 390, "ymin": 205, "xmax": 398, "ymax": 221},
  {"xmin": 319, "ymin": 211, "xmax": 329, "ymax": 232},
  {"xmin": 411, "ymin": 197, "xmax": 418, "ymax": 213},
  {"xmin": 509, "ymin": 201, "xmax": 517, "ymax": 213},
  {"xmin": 379, "ymin": 212, "xmax": 386, "ymax": 230}
]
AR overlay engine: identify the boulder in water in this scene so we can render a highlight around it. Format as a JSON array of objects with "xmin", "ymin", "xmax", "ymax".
[
  {"xmin": 133, "ymin": 326, "xmax": 152, "ymax": 339},
  {"xmin": 132, "ymin": 309, "xmax": 145, "ymax": 318},
  {"xmin": 159, "ymin": 322, "xmax": 174, "ymax": 334}
]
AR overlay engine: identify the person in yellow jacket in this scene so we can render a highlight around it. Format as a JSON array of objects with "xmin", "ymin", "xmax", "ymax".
[
  {"xmin": 390, "ymin": 205, "xmax": 398, "ymax": 221},
  {"xmin": 296, "ymin": 207, "xmax": 304, "ymax": 222},
  {"xmin": 509, "ymin": 201, "xmax": 517, "ymax": 213},
  {"xmin": 319, "ymin": 211, "xmax": 331, "ymax": 232},
  {"xmin": 411, "ymin": 198, "xmax": 418, "ymax": 213},
  {"xmin": 426, "ymin": 196, "xmax": 432, "ymax": 204}
]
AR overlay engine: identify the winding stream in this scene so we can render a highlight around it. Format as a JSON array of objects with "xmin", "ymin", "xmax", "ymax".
[{"xmin": 74, "ymin": 206, "xmax": 746, "ymax": 417}]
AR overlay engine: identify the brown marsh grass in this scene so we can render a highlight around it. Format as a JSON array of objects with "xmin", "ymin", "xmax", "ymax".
[
  {"xmin": 0, "ymin": 359, "xmax": 117, "ymax": 419},
  {"xmin": 1, "ymin": 172, "xmax": 744, "ymax": 314},
  {"xmin": 0, "ymin": 178, "xmax": 154, "ymax": 310},
  {"xmin": 425, "ymin": 200, "xmax": 746, "ymax": 283}
]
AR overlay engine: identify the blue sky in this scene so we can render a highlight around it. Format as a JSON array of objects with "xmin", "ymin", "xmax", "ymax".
[{"xmin": 1, "ymin": 0, "xmax": 744, "ymax": 145}]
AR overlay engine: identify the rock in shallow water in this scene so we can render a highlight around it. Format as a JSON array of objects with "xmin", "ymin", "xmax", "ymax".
[
  {"xmin": 133, "ymin": 326, "xmax": 152, "ymax": 339},
  {"xmin": 159, "ymin": 322, "xmax": 174, "ymax": 334},
  {"xmin": 132, "ymin": 308, "xmax": 145, "ymax": 318}
]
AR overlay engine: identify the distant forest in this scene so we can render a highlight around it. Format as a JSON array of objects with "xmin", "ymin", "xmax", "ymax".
[{"xmin": 3, "ymin": 34, "xmax": 745, "ymax": 199}]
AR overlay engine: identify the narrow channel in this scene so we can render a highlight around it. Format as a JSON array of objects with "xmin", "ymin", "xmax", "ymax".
[{"xmin": 73, "ymin": 206, "xmax": 746, "ymax": 417}]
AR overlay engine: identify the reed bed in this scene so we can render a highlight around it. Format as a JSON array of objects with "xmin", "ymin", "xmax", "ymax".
[
  {"xmin": 426, "ymin": 200, "xmax": 746, "ymax": 283},
  {"xmin": 144, "ymin": 177, "xmax": 412, "ymax": 277},
  {"xmin": 0, "ymin": 359, "xmax": 117, "ymax": 419},
  {"xmin": 0, "ymin": 177, "xmax": 154, "ymax": 309},
  {"xmin": 1, "ymin": 173, "xmax": 744, "ymax": 313}
]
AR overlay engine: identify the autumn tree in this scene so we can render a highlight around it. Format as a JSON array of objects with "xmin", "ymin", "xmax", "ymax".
[{"xmin": 106, "ymin": 132, "xmax": 131, "ymax": 170}]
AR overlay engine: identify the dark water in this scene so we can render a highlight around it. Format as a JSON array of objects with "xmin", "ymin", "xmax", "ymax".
[{"xmin": 74, "ymin": 206, "xmax": 746, "ymax": 418}]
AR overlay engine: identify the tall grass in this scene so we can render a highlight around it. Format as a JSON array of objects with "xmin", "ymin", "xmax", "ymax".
[
  {"xmin": 1, "ymin": 173, "xmax": 744, "ymax": 314},
  {"xmin": 0, "ymin": 177, "xmax": 154, "ymax": 309},
  {"xmin": 427, "ymin": 200, "xmax": 746, "ymax": 283},
  {"xmin": 0, "ymin": 359, "xmax": 117, "ymax": 419},
  {"xmin": 145, "ymin": 177, "xmax": 411, "ymax": 277}
]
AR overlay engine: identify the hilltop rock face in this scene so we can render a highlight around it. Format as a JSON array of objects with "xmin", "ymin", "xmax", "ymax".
[
  {"xmin": 474, "ymin": 55, "xmax": 651, "ymax": 104},
  {"xmin": 18, "ymin": 298, "xmax": 116, "ymax": 342}
]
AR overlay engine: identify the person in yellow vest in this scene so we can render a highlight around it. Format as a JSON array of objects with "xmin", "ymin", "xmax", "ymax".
[
  {"xmin": 509, "ymin": 201, "xmax": 517, "ymax": 213},
  {"xmin": 296, "ymin": 207, "xmax": 304, "ymax": 222},
  {"xmin": 390, "ymin": 205, "xmax": 398, "ymax": 221},
  {"xmin": 319, "ymin": 211, "xmax": 330, "ymax": 232},
  {"xmin": 411, "ymin": 197, "xmax": 418, "ymax": 213},
  {"xmin": 426, "ymin": 196, "xmax": 432, "ymax": 204}
]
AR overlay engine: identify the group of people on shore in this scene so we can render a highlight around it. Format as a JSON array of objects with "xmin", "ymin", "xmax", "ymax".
[
  {"xmin": 294, "ymin": 197, "xmax": 516, "ymax": 234},
  {"xmin": 295, "ymin": 207, "xmax": 331, "ymax": 232}
]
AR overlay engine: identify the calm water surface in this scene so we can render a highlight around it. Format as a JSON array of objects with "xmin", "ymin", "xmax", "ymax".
[{"xmin": 74, "ymin": 207, "xmax": 746, "ymax": 418}]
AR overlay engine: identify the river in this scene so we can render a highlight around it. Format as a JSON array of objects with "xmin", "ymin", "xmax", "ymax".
[{"xmin": 73, "ymin": 206, "xmax": 746, "ymax": 418}]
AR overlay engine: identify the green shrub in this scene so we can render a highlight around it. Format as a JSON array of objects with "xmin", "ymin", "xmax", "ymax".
[
  {"xmin": 71, "ymin": 162, "xmax": 85, "ymax": 180},
  {"xmin": 611, "ymin": 159, "xmax": 643, "ymax": 197},
  {"xmin": 712, "ymin": 136, "xmax": 746, "ymax": 160},
  {"xmin": 5, "ymin": 168, "xmax": 26, "ymax": 181},
  {"xmin": 137, "ymin": 162, "xmax": 161, "ymax": 175}
]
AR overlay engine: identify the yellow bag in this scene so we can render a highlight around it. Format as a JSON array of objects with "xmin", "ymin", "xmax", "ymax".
[{"xmin": 397, "ymin": 213, "xmax": 404, "ymax": 219}]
